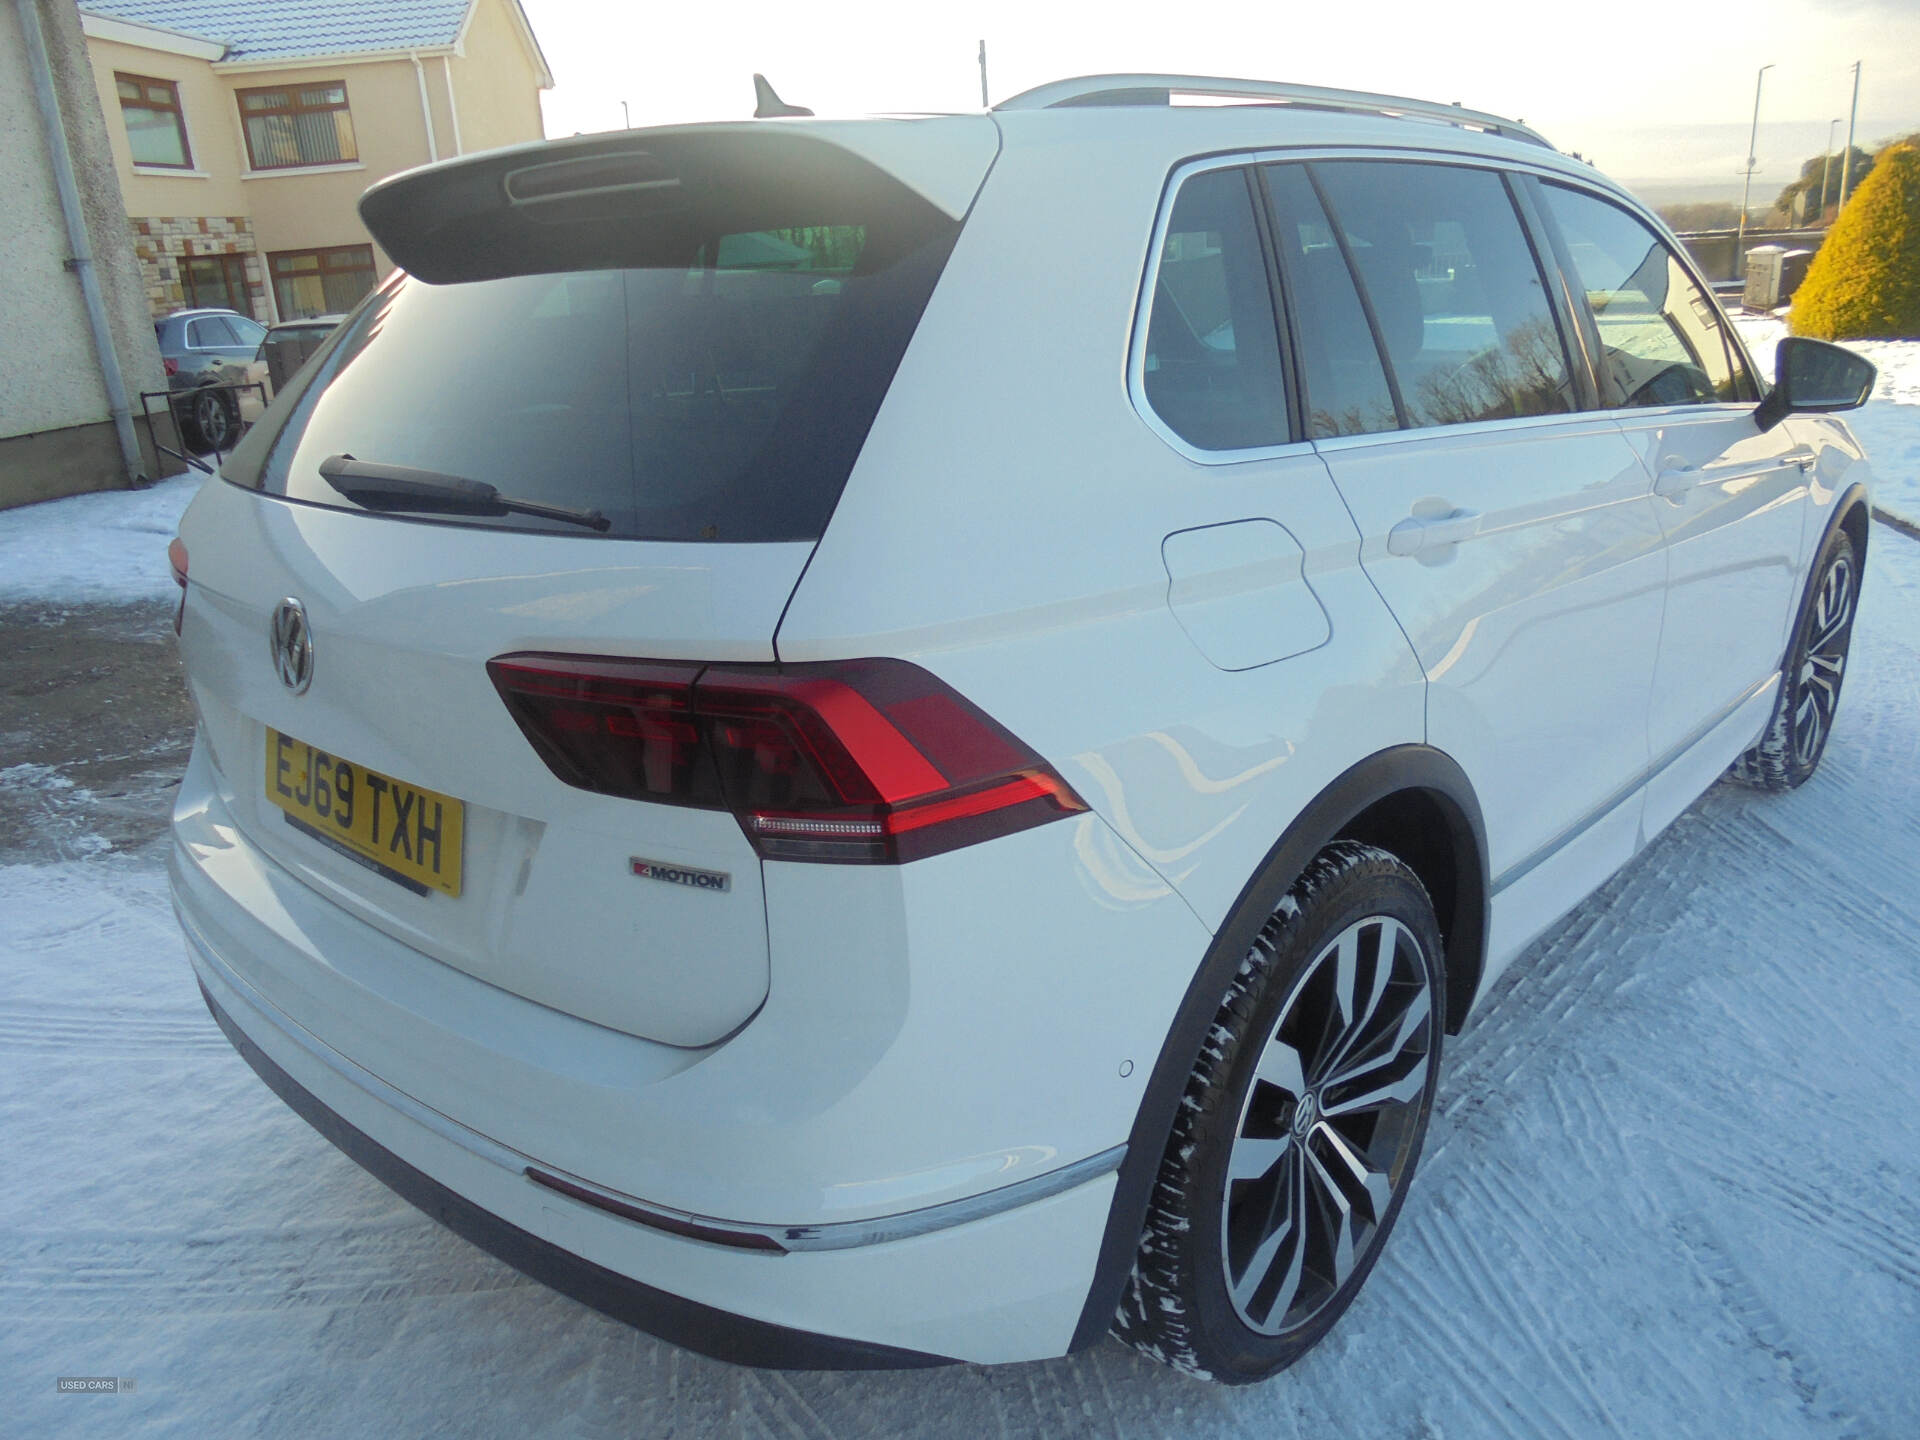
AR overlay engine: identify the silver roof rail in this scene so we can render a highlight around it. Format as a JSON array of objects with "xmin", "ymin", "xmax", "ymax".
[{"xmin": 992, "ymin": 74, "xmax": 1554, "ymax": 151}]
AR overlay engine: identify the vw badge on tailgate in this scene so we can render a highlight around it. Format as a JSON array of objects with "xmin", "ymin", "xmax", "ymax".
[{"xmin": 270, "ymin": 598, "xmax": 314, "ymax": 695}]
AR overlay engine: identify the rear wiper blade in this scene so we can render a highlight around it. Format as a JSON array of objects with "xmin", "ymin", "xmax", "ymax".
[{"xmin": 317, "ymin": 454, "xmax": 611, "ymax": 532}]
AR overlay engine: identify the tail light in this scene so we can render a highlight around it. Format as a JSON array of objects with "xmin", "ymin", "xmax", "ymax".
[
  {"xmin": 167, "ymin": 537, "xmax": 188, "ymax": 635},
  {"xmin": 487, "ymin": 655, "xmax": 1088, "ymax": 864},
  {"xmin": 163, "ymin": 357, "xmax": 178, "ymax": 377}
]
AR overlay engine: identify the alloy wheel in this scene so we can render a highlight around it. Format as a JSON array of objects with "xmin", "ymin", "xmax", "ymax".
[
  {"xmin": 194, "ymin": 390, "xmax": 235, "ymax": 451},
  {"xmin": 1220, "ymin": 914, "xmax": 1435, "ymax": 1335},
  {"xmin": 1793, "ymin": 551, "xmax": 1855, "ymax": 767}
]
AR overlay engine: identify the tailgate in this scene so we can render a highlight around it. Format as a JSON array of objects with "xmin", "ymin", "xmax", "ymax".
[{"xmin": 177, "ymin": 479, "xmax": 809, "ymax": 1047}]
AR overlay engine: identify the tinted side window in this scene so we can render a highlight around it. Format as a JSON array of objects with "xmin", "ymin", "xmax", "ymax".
[
  {"xmin": 1310, "ymin": 162, "xmax": 1577, "ymax": 430},
  {"xmin": 1261, "ymin": 165, "xmax": 1399, "ymax": 437},
  {"xmin": 1141, "ymin": 167, "xmax": 1290, "ymax": 451},
  {"xmin": 188, "ymin": 317, "xmax": 238, "ymax": 347},
  {"xmin": 1540, "ymin": 184, "xmax": 1756, "ymax": 407}
]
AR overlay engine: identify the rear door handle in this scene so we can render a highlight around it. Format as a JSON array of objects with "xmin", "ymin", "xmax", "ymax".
[{"xmin": 1386, "ymin": 506, "xmax": 1481, "ymax": 557}]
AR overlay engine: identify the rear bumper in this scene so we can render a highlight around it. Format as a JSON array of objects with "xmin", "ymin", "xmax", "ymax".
[
  {"xmin": 185, "ymin": 906, "xmax": 1123, "ymax": 1364},
  {"xmin": 171, "ymin": 735, "xmax": 1208, "ymax": 1363},
  {"xmin": 195, "ymin": 978, "xmax": 947, "ymax": 1370}
]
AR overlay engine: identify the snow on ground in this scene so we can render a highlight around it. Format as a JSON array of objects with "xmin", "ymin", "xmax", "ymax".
[
  {"xmin": 1, "ymin": 320, "xmax": 1918, "ymax": 1436},
  {"xmin": 0, "ymin": 473, "xmax": 202, "ymax": 606},
  {"xmin": 4, "ymin": 544, "xmax": 1920, "ymax": 1434},
  {"xmin": 1733, "ymin": 313, "xmax": 1920, "ymax": 529}
]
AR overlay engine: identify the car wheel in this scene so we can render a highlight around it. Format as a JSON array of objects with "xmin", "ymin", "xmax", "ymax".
[
  {"xmin": 185, "ymin": 389, "xmax": 238, "ymax": 453},
  {"xmin": 1113, "ymin": 840, "xmax": 1444, "ymax": 1383},
  {"xmin": 1731, "ymin": 525, "xmax": 1860, "ymax": 791}
]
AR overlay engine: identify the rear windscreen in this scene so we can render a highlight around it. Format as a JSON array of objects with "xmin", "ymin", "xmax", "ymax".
[{"xmin": 225, "ymin": 212, "xmax": 959, "ymax": 542}]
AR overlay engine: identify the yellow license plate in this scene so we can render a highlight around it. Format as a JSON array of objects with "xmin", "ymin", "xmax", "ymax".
[{"xmin": 265, "ymin": 728, "xmax": 464, "ymax": 897}]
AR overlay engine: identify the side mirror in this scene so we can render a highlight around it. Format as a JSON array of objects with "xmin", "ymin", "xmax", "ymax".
[{"xmin": 1755, "ymin": 336, "xmax": 1876, "ymax": 432}]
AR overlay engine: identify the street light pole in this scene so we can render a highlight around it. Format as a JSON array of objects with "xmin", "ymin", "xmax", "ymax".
[
  {"xmin": 620, "ymin": 100, "xmax": 630, "ymax": 129},
  {"xmin": 1737, "ymin": 62, "xmax": 1773, "ymax": 275},
  {"xmin": 978, "ymin": 40, "xmax": 990, "ymax": 109},
  {"xmin": 1819, "ymin": 118, "xmax": 1840, "ymax": 220},
  {"xmin": 1839, "ymin": 61, "xmax": 1862, "ymax": 209}
]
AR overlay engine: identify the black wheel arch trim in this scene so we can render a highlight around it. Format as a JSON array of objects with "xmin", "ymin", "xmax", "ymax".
[
  {"xmin": 1796, "ymin": 482, "xmax": 1870, "ymax": 669},
  {"xmin": 1069, "ymin": 743, "xmax": 1486, "ymax": 1352},
  {"xmin": 1831, "ymin": 482, "xmax": 1870, "ymax": 567},
  {"xmin": 197, "ymin": 983, "xmax": 956, "ymax": 1372}
]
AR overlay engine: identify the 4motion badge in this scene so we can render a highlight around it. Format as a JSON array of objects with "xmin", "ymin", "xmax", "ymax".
[{"xmin": 630, "ymin": 857, "xmax": 731, "ymax": 893}]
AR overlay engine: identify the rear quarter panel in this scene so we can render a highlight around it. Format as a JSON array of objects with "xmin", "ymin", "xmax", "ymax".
[{"xmin": 775, "ymin": 115, "xmax": 1429, "ymax": 938}]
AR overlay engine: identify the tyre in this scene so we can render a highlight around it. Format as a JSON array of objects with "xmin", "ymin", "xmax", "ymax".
[
  {"xmin": 1114, "ymin": 840, "xmax": 1444, "ymax": 1383},
  {"xmin": 179, "ymin": 388, "xmax": 238, "ymax": 453},
  {"xmin": 1731, "ymin": 524, "xmax": 1861, "ymax": 791}
]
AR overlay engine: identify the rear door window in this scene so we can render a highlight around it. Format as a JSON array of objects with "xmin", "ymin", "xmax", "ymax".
[
  {"xmin": 227, "ymin": 207, "xmax": 959, "ymax": 542},
  {"xmin": 1260, "ymin": 164, "xmax": 1399, "ymax": 437},
  {"xmin": 188, "ymin": 317, "xmax": 240, "ymax": 348},
  {"xmin": 1539, "ymin": 183, "xmax": 1757, "ymax": 407},
  {"xmin": 1140, "ymin": 166, "xmax": 1290, "ymax": 451},
  {"xmin": 1306, "ymin": 161, "xmax": 1578, "ymax": 430}
]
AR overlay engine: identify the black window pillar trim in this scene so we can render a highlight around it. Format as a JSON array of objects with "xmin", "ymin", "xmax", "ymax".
[
  {"xmin": 1243, "ymin": 164, "xmax": 1310, "ymax": 446},
  {"xmin": 1301, "ymin": 162, "xmax": 1413, "ymax": 430},
  {"xmin": 1511, "ymin": 173, "xmax": 1610, "ymax": 413},
  {"xmin": 1504, "ymin": 171, "xmax": 1602, "ymax": 415}
]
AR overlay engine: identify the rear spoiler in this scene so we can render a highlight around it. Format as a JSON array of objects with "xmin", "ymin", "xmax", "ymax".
[{"xmin": 359, "ymin": 120, "xmax": 998, "ymax": 286}]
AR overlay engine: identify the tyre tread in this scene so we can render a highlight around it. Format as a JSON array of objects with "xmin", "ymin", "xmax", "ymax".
[
  {"xmin": 1111, "ymin": 839, "xmax": 1429, "ymax": 1382},
  {"xmin": 1731, "ymin": 528, "xmax": 1859, "ymax": 792}
]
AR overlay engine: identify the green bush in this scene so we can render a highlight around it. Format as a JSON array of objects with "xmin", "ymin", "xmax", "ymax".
[{"xmin": 1790, "ymin": 143, "xmax": 1920, "ymax": 340}]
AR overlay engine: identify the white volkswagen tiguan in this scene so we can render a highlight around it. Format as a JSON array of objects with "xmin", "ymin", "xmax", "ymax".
[{"xmin": 167, "ymin": 76, "xmax": 1878, "ymax": 1382}]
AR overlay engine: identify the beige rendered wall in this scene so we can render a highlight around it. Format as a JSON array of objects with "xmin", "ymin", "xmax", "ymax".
[
  {"xmin": 1, "ymin": 0, "xmax": 169, "ymax": 505},
  {"xmin": 447, "ymin": 0, "xmax": 546, "ymax": 155},
  {"xmin": 86, "ymin": 39, "xmax": 248, "ymax": 216},
  {"xmin": 229, "ymin": 57, "xmax": 442, "ymax": 294},
  {"xmin": 87, "ymin": 39, "xmax": 265, "ymax": 320}
]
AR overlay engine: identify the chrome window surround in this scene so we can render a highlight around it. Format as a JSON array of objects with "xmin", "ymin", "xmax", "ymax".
[{"xmin": 1126, "ymin": 146, "xmax": 1754, "ymax": 467}]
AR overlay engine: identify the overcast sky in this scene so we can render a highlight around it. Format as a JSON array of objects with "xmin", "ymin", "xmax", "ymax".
[{"xmin": 518, "ymin": 0, "xmax": 1918, "ymax": 193}]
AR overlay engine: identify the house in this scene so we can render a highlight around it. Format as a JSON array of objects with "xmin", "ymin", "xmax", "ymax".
[
  {"xmin": 2, "ymin": 0, "xmax": 169, "ymax": 508},
  {"xmin": 78, "ymin": 0, "xmax": 552, "ymax": 323}
]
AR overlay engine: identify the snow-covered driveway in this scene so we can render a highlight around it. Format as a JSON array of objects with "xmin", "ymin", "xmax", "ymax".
[{"xmin": 5, "ymin": 354, "xmax": 1920, "ymax": 1437}]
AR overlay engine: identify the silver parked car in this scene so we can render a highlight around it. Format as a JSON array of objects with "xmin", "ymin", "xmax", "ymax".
[{"xmin": 155, "ymin": 307, "xmax": 267, "ymax": 451}]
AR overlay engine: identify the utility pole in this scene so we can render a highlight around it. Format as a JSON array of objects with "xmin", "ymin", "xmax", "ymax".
[
  {"xmin": 1820, "ymin": 118, "xmax": 1840, "ymax": 220},
  {"xmin": 978, "ymin": 40, "xmax": 990, "ymax": 109},
  {"xmin": 1839, "ymin": 61, "xmax": 1862, "ymax": 209},
  {"xmin": 1737, "ymin": 62, "xmax": 1772, "ymax": 275}
]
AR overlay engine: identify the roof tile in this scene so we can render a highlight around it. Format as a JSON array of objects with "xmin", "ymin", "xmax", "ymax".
[{"xmin": 81, "ymin": 0, "xmax": 473, "ymax": 61}]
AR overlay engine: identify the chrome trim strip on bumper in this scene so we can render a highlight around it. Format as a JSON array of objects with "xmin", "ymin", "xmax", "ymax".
[
  {"xmin": 528, "ymin": 1145, "xmax": 1129, "ymax": 1254},
  {"xmin": 184, "ymin": 906, "xmax": 1126, "ymax": 1256}
]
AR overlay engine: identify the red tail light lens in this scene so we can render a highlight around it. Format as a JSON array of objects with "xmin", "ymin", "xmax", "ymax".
[
  {"xmin": 486, "ymin": 655, "xmax": 1088, "ymax": 864},
  {"xmin": 163, "ymin": 357, "xmax": 178, "ymax": 377}
]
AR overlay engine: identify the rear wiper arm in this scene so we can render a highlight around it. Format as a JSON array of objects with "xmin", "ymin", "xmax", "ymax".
[{"xmin": 317, "ymin": 454, "xmax": 612, "ymax": 533}]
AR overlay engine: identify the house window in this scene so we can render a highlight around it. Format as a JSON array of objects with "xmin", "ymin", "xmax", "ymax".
[
  {"xmin": 183, "ymin": 253, "xmax": 252, "ymax": 315},
  {"xmin": 115, "ymin": 73, "xmax": 192, "ymax": 169},
  {"xmin": 270, "ymin": 246, "xmax": 376, "ymax": 319},
  {"xmin": 237, "ymin": 82, "xmax": 358, "ymax": 170}
]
